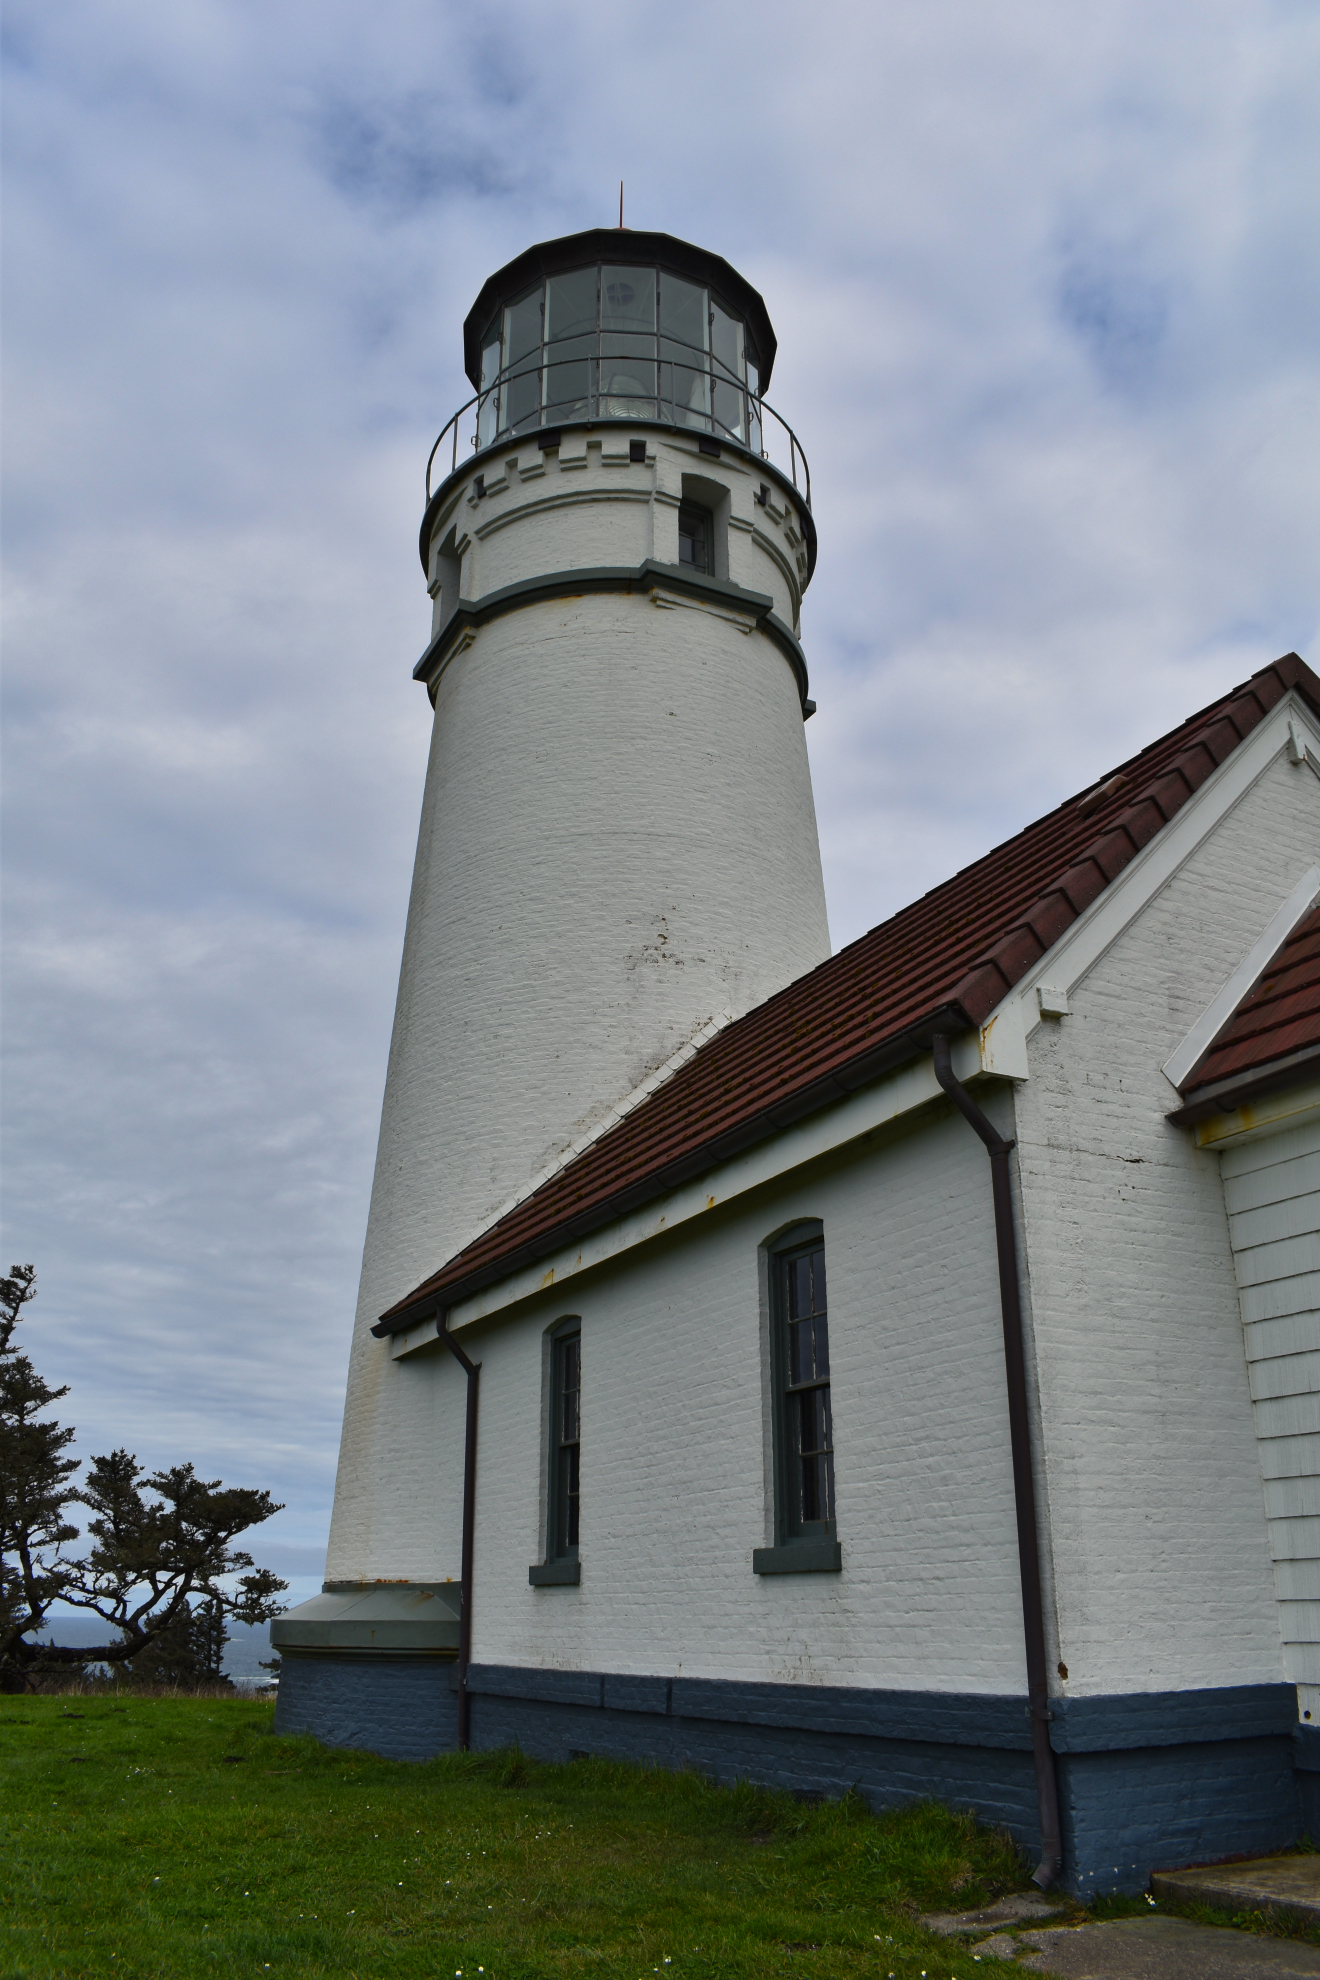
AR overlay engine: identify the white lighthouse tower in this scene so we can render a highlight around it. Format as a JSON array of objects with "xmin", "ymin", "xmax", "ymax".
[{"xmin": 280, "ymin": 228, "xmax": 831, "ymax": 1723}]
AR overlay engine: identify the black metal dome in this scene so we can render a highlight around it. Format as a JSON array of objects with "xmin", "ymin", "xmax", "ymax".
[{"xmin": 463, "ymin": 228, "xmax": 778, "ymax": 392}]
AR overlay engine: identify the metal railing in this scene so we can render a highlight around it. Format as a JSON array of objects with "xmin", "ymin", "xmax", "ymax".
[{"xmin": 425, "ymin": 338, "xmax": 811, "ymax": 510}]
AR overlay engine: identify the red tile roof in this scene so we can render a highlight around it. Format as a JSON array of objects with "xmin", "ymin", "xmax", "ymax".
[
  {"xmin": 377, "ymin": 651, "xmax": 1318, "ymax": 1332},
  {"xmin": 1178, "ymin": 897, "xmax": 1320, "ymax": 1104}
]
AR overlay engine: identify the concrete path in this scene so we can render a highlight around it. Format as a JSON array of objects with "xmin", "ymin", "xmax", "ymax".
[
  {"xmin": 1152, "ymin": 1856, "xmax": 1320, "ymax": 1926},
  {"xmin": 995, "ymin": 1916, "xmax": 1320, "ymax": 1977},
  {"xmin": 922, "ymin": 1887, "xmax": 1320, "ymax": 1977}
]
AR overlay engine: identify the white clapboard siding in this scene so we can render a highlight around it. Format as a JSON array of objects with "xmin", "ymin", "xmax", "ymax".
[{"xmin": 1222, "ymin": 1117, "xmax": 1320, "ymax": 1718}]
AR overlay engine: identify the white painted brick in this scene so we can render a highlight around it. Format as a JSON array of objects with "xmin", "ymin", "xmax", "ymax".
[
  {"xmin": 326, "ymin": 465, "xmax": 829, "ymax": 1583},
  {"xmin": 460, "ymin": 1106, "xmax": 1028, "ymax": 1693},
  {"xmin": 1013, "ymin": 748, "xmax": 1320, "ymax": 1698}
]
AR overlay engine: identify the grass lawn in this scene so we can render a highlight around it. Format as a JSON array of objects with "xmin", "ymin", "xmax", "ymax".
[{"xmin": 1, "ymin": 1692, "xmax": 1045, "ymax": 1980}]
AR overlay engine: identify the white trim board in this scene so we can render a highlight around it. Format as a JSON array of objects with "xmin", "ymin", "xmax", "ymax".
[
  {"xmin": 980, "ymin": 693, "xmax": 1320, "ymax": 1072},
  {"xmin": 1162, "ymin": 863, "xmax": 1320, "ymax": 1090}
]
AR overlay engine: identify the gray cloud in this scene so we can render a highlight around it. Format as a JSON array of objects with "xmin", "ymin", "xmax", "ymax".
[{"xmin": 3, "ymin": 0, "xmax": 1318, "ymax": 1573}]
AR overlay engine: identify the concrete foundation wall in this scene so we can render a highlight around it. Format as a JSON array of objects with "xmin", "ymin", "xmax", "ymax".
[{"xmin": 275, "ymin": 1653, "xmax": 1300, "ymax": 1893}]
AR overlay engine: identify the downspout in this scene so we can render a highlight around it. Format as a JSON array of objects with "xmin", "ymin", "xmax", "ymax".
[
  {"xmin": 931, "ymin": 1033, "xmax": 1063, "ymax": 1888},
  {"xmin": 435, "ymin": 1309, "xmax": 480, "ymax": 1752}
]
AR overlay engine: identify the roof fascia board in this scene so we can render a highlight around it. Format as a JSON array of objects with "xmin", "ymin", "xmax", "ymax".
[
  {"xmin": 1161, "ymin": 861, "xmax": 1320, "ymax": 1090},
  {"xmin": 390, "ymin": 1031, "xmax": 989, "ymax": 1357},
  {"xmin": 977, "ymin": 695, "xmax": 1320, "ymax": 1075},
  {"xmin": 1190, "ymin": 1072, "xmax": 1320, "ymax": 1150}
]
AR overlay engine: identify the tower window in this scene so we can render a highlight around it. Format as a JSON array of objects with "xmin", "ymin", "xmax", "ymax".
[{"xmin": 678, "ymin": 503, "xmax": 712, "ymax": 575}]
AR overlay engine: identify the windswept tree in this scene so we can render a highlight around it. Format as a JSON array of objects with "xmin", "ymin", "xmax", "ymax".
[
  {"xmin": 0, "ymin": 1266, "xmax": 287, "ymax": 1689},
  {"xmin": 0, "ymin": 1266, "xmax": 82, "ymax": 1674}
]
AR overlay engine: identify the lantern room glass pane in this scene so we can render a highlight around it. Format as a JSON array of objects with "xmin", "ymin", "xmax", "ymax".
[
  {"xmin": 746, "ymin": 359, "xmax": 762, "ymax": 455},
  {"xmin": 478, "ymin": 335, "xmax": 501, "ymax": 449},
  {"xmin": 659, "ymin": 273, "xmax": 710, "ymax": 430},
  {"xmin": 500, "ymin": 284, "xmax": 543, "ymax": 435},
  {"xmin": 600, "ymin": 264, "xmax": 656, "ymax": 418},
  {"xmin": 544, "ymin": 267, "xmax": 597, "ymax": 425},
  {"xmin": 711, "ymin": 299, "xmax": 746, "ymax": 443}
]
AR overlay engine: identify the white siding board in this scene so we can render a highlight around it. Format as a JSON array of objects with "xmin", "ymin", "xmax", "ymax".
[
  {"xmin": 1274, "ymin": 1560, "xmax": 1320, "ymax": 1600},
  {"xmin": 1221, "ymin": 1149, "xmax": 1320, "ymax": 1215},
  {"xmin": 1245, "ymin": 1314, "xmax": 1320, "ymax": 1363},
  {"xmin": 1260, "ymin": 1433, "xmax": 1320, "ymax": 1480},
  {"xmin": 1286, "ymin": 1645, "xmax": 1320, "ymax": 1683},
  {"xmin": 1222, "ymin": 1117, "xmax": 1320, "ymax": 1182},
  {"xmin": 1229, "ymin": 1195, "xmax": 1320, "ymax": 1250},
  {"xmin": 1254, "ymin": 1393, "xmax": 1320, "ymax": 1438},
  {"xmin": 1232, "ymin": 1232, "xmax": 1320, "ymax": 1289},
  {"xmin": 1239, "ymin": 1272, "xmax": 1320, "ymax": 1325},
  {"xmin": 1268, "ymin": 1515, "xmax": 1320, "ymax": 1557},
  {"xmin": 1249, "ymin": 1351, "xmax": 1320, "ymax": 1401},
  {"xmin": 1265, "ymin": 1477, "xmax": 1320, "ymax": 1517},
  {"xmin": 1217, "ymin": 1097, "xmax": 1320, "ymax": 1709}
]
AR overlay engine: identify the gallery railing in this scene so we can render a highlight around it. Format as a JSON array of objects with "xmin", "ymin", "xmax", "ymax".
[{"xmin": 425, "ymin": 339, "xmax": 811, "ymax": 511}]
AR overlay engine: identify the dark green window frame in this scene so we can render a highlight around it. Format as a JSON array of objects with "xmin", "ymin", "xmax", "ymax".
[
  {"xmin": 753, "ymin": 1223, "xmax": 842, "ymax": 1575},
  {"xmin": 529, "ymin": 1322, "xmax": 581, "ymax": 1587}
]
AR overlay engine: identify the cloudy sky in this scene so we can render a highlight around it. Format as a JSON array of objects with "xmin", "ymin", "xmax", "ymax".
[{"xmin": 4, "ymin": 0, "xmax": 1318, "ymax": 1601}]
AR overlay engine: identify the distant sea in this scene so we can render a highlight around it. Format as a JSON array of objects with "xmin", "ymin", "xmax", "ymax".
[{"xmin": 32, "ymin": 1614, "xmax": 277, "ymax": 1684}]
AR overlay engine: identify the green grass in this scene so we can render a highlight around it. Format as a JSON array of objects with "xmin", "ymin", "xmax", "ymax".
[{"xmin": 1, "ymin": 1693, "xmax": 1043, "ymax": 1979}]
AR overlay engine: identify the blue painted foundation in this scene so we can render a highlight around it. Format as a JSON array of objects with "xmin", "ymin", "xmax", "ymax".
[
  {"xmin": 275, "ymin": 1652, "xmax": 457, "ymax": 1761},
  {"xmin": 275, "ymin": 1655, "xmax": 1300, "ymax": 1893}
]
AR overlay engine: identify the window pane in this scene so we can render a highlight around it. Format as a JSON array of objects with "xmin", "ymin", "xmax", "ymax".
[
  {"xmin": 504, "ymin": 286, "xmax": 543, "ymax": 363},
  {"xmin": 780, "ymin": 1238, "xmax": 834, "ymax": 1537},
  {"xmin": 601, "ymin": 266, "xmax": 655, "ymax": 333},
  {"xmin": 711, "ymin": 303, "xmax": 746, "ymax": 443},
  {"xmin": 712, "ymin": 377, "xmax": 746, "ymax": 443},
  {"xmin": 500, "ymin": 286, "xmax": 543, "ymax": 436},
  {"xmin": 546, "ymin": 268, "xmax": 598, "ymax": 343},
  {"xmin": 544, "ymin": 268, "xmax": 596, "ymax": 424},
  {"xmin": 711, "ymin": 301, "xmax": 744, "ymax": 382},
  {"xmin": 500, "ymin": 357, "xmax": 541, "ymax": 435},
  {"xmin": 563, "ymin": 1444, "xmax": 580, "ymax": 1547},
  {"xmin": 678, "ymin": 504, "xmax": 710, "ymax": 574},
  {"xmin": 478, "ymin": 336, "xmax": 501, "ymax": 449},
  {"xmin": 659, "ymin": 275, "xmax": 709, "ymax": 429},
  {"xmin": 601, "ymin": 266, "xmax": 655, "ymax": 418}
]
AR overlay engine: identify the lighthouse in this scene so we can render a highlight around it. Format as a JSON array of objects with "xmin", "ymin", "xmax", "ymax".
[{"xmin": 284, "ymin": 227, "xmax": 831, "ymax": 1690}]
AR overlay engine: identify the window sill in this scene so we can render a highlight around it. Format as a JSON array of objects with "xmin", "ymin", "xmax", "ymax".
[
  {"xmin": 529, "ymin": 1558, "xmax": 580, "ymax": 1587},
  {"xmin": 752, "ymin": 1540, "xmax": 842, "ymax": 1575}
]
